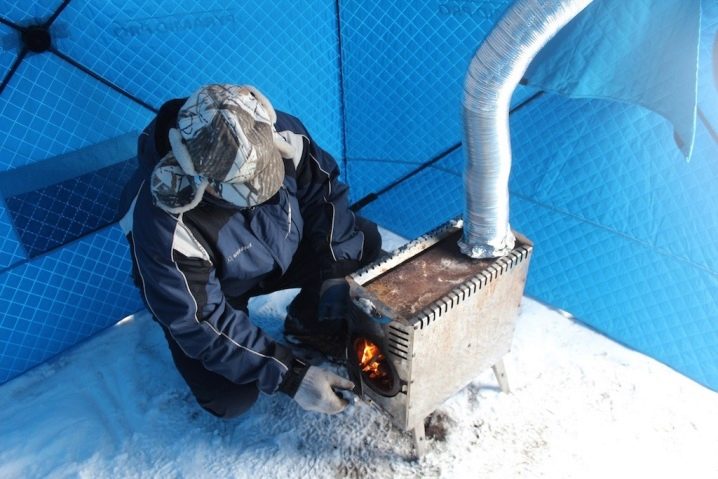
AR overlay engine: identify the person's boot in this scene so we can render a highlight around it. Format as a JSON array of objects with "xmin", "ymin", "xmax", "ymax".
[{"xmin": 284, "ymin": 288, "xmax": 347, "ymax": 362}]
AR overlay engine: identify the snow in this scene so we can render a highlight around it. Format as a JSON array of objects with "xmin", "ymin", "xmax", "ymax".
[{"xmin": 0, "ymin": 229, "xmax": 716, "ymax": 478}]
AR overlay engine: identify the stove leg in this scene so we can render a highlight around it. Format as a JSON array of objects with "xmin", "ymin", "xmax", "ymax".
[
  {"xmin": 412, "ymin": 422, "xmax": 427, "ymax": 459},
  {"xmin": 492, "ymin": 358, "xmax": 510, "ymax": 393}
]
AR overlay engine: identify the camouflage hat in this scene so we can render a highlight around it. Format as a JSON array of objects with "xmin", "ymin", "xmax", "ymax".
[{"xmin": 150, "ymin": 84, "xmax": 294, "ymax": 213}]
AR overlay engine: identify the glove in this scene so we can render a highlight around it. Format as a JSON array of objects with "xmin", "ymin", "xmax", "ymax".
[
  {"xmin": 317, "ymin": 278, "xmax": 351, "ymax": 333},
  {"xmin": 293, "ymin": 366, "xmax": 355, "ymax": 414}
]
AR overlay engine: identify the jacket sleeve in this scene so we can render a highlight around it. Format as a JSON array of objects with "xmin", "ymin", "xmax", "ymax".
[
  {"xmin": 278, "ymin": 114, "xmax": 365, "ymax": 280},
  {"xmin": 130, "ymin": 206, "xmax": 294, "ymax": 394}
]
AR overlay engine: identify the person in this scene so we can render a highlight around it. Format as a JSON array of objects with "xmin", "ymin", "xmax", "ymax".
[{"xmin": 118, "ymin": 84, "xmax": 382, "ymax": 418}]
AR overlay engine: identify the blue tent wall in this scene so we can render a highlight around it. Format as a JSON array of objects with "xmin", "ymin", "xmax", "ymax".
[
  {"xmin": 340, "ymin": 0, "xmax": 518, "ymax": 202},
  {"xmin": 0, "ymin": 1, "xmax": 716, "ymax": 391},
  {"xmin": 0, "ymin": 0, "xmax": 343, "ymax": 383}
]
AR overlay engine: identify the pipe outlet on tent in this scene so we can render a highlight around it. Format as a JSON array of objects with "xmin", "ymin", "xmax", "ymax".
[{"xmin": 21, "ymin": 25, "xmax": 52, "ymax": 53}]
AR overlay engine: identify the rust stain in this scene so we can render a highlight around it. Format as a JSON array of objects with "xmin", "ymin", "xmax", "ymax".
[{"xmin": 365, "ymin": 230, "xmax": 526, "ymax": 317}]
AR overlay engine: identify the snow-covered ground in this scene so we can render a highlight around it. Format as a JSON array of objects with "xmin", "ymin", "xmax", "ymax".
[{"xmin": 0, "ymin": 230, "xmax": 716, "ymax": 478}]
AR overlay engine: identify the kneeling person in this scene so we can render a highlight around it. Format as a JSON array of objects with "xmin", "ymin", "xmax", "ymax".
[{"xmin": 119, "ymin": 84, "xmax": 381, "ymax": 418}]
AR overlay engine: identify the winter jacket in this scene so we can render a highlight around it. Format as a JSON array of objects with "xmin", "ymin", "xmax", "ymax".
[{"xmin": 118, "ymin": 99, "xmax": 364, "ymax": 395}]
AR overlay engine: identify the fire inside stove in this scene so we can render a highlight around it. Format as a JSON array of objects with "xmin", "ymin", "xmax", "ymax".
[{"xmin": 353, "ymin": 337, "xmax": 397, "ymax": 396}]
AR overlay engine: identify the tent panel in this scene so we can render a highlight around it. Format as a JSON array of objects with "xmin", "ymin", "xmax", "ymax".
[
  {"xmin": 0, "ymin": 1, "xmax": 60, "ymax": 25},
  {"xmin": 1, "ymin": 23, "xmax": 18, "ymax": 80},
  {"xmin": 0, "ymin": 224, "xmax": 143, "ymax": 384},
  {"xmin": 0, "ymin": 53, "xmax": 152, "ymax": 170},
  {"xmin": 510, "ymin": 94, "xmax": 718, "ymax": 280},
  {"xmin": 0, "ymin": 131, "xmax": 136, "ymax": 270},
  {"xmin": 345, "ymin": 82, "xmax": 539, "ymax": 204},
  {"xmin": 54, "ymin": 0, "xmax": 343, "ymax": 157},
  {"xmin": 0, "ymin": 29, "xmax": 40, "ymax": 269},
  {"xmin": 511, "ymin": 94, "xmax": 665, "ymax": 244},
  {"xmin": 651, "ymin": 122, "xmax": 718, "ymax": 273},
  {"xmin": 0, "ymin": 201, "xmax": 26, "ymax": 269},
  {"xmin": 341, "ymin": 0, "xmax": 513, "ymax": 166},
  {"xmin": 699, "ymin": 0, "xmax": 718, "ymax": 128},
  {"xmin": 338, "ymin": 1, "xmax": 565, "ymax": 203},
  {"xmin": 360, "ymin": 152, "xmax": 462, "ymax": 239},
  {"xmin": 508, "ymin": 95, "xmax": 718, "ymax": 391},
  {"xmin": 510, "ymin": 193, "xmax": 718, "ymax": 390},
  {"xmin": 348, "ymin": 159, "xmax": 426, "ymax": 205},
  {"xmin": 508, "ymin": 40, "xmax": 718, "ymax": 388},
  {"xmin": 4, "ymin": 158, "xmax": 136, "ymax": 258}
]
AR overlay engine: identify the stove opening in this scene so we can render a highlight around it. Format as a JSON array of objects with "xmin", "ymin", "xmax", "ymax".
[{"xmin": 353, "ymin": 337, "xmax": 399, "ymax": 396}]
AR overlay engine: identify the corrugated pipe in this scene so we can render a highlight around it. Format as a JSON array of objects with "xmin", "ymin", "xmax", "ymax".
[{"xmin": 459, "ymin": 0, "xmax": 594, "ymax": 258}]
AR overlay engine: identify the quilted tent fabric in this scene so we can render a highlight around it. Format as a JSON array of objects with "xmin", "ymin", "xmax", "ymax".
[
  {"xmin": 0, "ymin": 1, "xmax": 716, "ymax": 392},
  {"xmin": 525, "ymin": 0, "xmax": 701, "ymax": 159}
]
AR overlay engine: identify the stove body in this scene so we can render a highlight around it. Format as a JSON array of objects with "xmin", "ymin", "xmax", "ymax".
[{"xmin": 347, "ymin": 220, "xmax": 532, "ymax": 454}]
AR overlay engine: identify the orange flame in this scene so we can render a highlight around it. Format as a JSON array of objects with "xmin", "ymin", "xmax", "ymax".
[{"xmin": 356, "ymin": 338, "xmax": 388, "ymax": 380}]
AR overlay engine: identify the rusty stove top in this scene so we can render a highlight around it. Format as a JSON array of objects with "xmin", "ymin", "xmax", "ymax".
[{"xmin": 364, "ymin": 230, "xmax": 527, "ymax": 317}]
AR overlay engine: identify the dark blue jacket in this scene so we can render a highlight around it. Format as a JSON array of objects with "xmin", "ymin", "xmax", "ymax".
[{"xmin": 119, "ymin": 99, "xmax": 364, "ymax": 395}]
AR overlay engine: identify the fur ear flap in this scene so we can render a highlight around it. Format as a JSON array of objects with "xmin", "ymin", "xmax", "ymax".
[
  {"xmin": 150, "ymin": 152, "xmax": 209, "ymax": 214},
  {"xmin": 158, "ymin": 178, "xmax": 209, "ymax": 214},
  {"xmin": 243, "ymin": 85, "xmax": 277, "ymax": 124},
  {"xmin": 168, "ymin": 128, "xmax": 198, "ymax": 176}
]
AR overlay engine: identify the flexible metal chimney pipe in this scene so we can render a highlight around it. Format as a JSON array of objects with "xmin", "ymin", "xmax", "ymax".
[{"xmin": 459, "ymin": 0, "xmax": 594, "ymax": 258}]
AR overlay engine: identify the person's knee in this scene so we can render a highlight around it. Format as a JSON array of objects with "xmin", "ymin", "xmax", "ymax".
[
  {"xmin": 196, "ymin": 384, "xmax": 260, "ymax": 419},
  {"xmin": 356, "ymin": 217, "xmax": 382, "ymax": 265},
  {"xmin": 199, "ymin": 399, "xmax": 243, "ymax": 419}
]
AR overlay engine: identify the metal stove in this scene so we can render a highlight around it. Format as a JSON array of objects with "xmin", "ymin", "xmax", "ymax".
[{"xmin": 346, "ymin": 219, "xmax": 533, "ymax": 456}]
